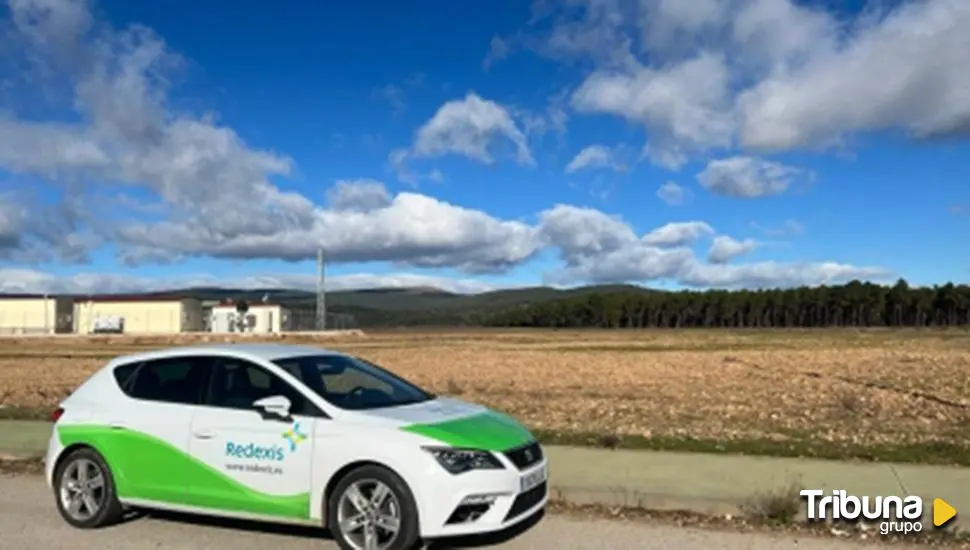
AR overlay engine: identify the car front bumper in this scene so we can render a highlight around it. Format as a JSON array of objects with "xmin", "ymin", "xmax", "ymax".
[{"xmin": 416, "ymin": 454, "xmax": 548, "ymax": 539}]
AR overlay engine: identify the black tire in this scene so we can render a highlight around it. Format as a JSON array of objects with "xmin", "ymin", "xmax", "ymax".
[
  {"xmin": 328, "ymin": 465, "xmax": 421, "ymax": 550},
  {"xmin": 53, "ymin": 447, "xmax": 124, "ymax": 529}
]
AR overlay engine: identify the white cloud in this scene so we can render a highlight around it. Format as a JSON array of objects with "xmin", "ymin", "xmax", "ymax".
[
  {"xmin": 519, "ymin": 0, "xmax": 970, "ymax": 164},
  {"xmin": 410, "ymin": 92, "xmax": 534, "ymax": 165},
  {"xmin": 736, "ymin": 0, "xmax": 970, "ymax": 150},
  {"xmin": 117, "ymin": 190, "xmax": 544, "ymax": 272},
  {"xmin": 571, "ymin": 52, "xmax": 734, "ymax": 169},
  {"xmin": 0, "ymin": 190, "xmax": 96, "ymax": 262},
  {"xmin": 0, "ymin": 195, "xmax": 25, "ymax": 253},
  {"xmin": 325, "ymin": 179, "xmax": 392, "ymax": 212},
  {"xmin": 0, "ymin": 0, "xmax": 893, "ymax": 292},
  {"xmin": 642, "ymin": 221, "xmax": 714, "ymax": 247},
  {"xmin": 656, "ymin": 181, "xmax": 689, "ymax": 205},
  {"xmin": 0, "ymin": 1, "xmax": 540, "ymax": 272},
  {"xmin": 641, "ymin": 143, "xmax": 689, "ymax": 172},
  {"xmin": 536, "ymin": 206, "xmax": 694, "ymax": 284},
  {"xmin": 511, "ymin": 92, "xmax": 570, "ymax": 138},
  {"xmin": 483, "ymin": 35, "xmax": 511, "ymax": 70},
  {"xmin": 387, "ymin": 92, "xmax": 539, "ymax": 184},
  {"xmin": 535, "ymin": 207, "xmax": 886, "ymax": 288},
  {"xmin": 550, "ymin": 244, "xmax": 695, "ymax": 286},
  {"xmin": 639, "ymin": 0, "xmax": 727, "ymax": 52},
  {"xmin": 708, "ymin": 235, "xmax": 758, "ymax": 264},
  {"xmin": 387, "ymin": 148, "xmax": 419, "ymax": 185},
  {"xmin": 697, "ymin": 156, "xmax": 807, "ymax": 198},
  {"xmin": 532, "ymin": 0, "xmax": 640, "ymax": 69},
  {"xmin": 538, "ymin": 205, "xmax": 637, "ymax": 259},
  {"xmin": 564, "ymin": 144, "xmax": 623, "ymax": 173}
]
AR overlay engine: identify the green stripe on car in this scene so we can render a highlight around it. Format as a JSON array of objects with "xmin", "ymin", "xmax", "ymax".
[
  {"xmin": 401, "ymin": 411, "xmax": 534, "ymax": 451},
  {"xmin": 58, "ymin": 426, "xmax": 310, "ymax": 519}
]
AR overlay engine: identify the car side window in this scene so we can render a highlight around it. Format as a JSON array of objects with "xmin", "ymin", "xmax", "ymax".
[
  {"xmin": 112, "ymin": 361, "xmax": 142, "ymax": 393},
  {"xmin": 322, "ymin": 366, "xmax": 394, "ymax": 395},
  {"xmin": 126, "ymin": 356, "xmax": 210, "ymax": 405},
  {"xmin": 205, "ymin": 358, "xmax": 323, "ymax": 417}
]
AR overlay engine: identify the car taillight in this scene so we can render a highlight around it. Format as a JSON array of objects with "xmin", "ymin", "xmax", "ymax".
[{"xmin": 51, "ymin": 407, "xmax": 64, "ymax": 423}]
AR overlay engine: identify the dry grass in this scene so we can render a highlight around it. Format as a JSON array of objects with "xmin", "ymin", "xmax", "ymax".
[
  {"xmin": 2, "ymin": 328, "xmax": 970, "ymax": 460},
  {"xmin": 742, "ymin": 481, "xmax": 804, "ymax": 524}
]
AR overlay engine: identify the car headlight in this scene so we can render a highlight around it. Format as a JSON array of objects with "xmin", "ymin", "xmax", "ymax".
[{"xmin": 422, "ymin": 446, "xmax": 505, "ymax": 474}]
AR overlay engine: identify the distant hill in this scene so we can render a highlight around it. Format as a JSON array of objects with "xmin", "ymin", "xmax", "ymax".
[
  {"xmin": 12, "ymin": 278, "xmax": 970, "ymax": 329},
  {"xmin": 5, "ymin": 284, "xmax": 657, "ymax": 327},
  {"xmin": 83, "ymin": 284, "xmax": 652, "ymax": 312}
]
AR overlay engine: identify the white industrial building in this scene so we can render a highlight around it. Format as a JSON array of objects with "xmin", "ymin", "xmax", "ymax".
[
  {"xmin": 0, "ymin": 295, "xmax": 75, "ymax": 334},
  {"xmin": 74, "ymin": 296, "xmax": 205, "ymax": 334},
  {"xmin": 209, "ymin": 303, "xmax": 291, "ymax": 334}
]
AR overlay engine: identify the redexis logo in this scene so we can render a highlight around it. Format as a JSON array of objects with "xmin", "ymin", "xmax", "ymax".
[
  {"xmin": 223, "ymin": 422, "xmax": 308, "ymax": 463},
  {"xmin": 281, "ymin": 421, "xmax": 308, "ymax": 452},
  {"xmin": 224, "ymin": 442, "xmax": 286, "ymax": 462}
]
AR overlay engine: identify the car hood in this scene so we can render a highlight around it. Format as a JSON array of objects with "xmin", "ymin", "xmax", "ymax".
[{"xmin": 357, "ymin": 396, "xmax": 535, "ymax": 452}]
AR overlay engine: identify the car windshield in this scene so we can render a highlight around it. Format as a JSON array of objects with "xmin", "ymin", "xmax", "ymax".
[{"xmin": 272, "ymin": 354, "xmax": 435, "ymax": 411}]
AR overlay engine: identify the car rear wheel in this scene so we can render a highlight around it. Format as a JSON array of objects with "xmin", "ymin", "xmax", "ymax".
[
  {"xmin": 53, "ymin": 447, "xmax": 124, "ymax": 528},
  {"xmin": 328, "ymin": 465, "xmax": 420, "ymax": 550}
]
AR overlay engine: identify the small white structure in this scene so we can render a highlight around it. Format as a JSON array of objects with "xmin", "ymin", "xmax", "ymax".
[
  {"xmin": 91, "ymin": 315, "xmax": 124, "ymax": 334},
  {"xmin": 209, "ymin": 303, "xmax": 290, "ymax": 334}
]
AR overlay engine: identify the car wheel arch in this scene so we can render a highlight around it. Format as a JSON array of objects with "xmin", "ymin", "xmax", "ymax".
[
  {"xmin": 53, "ymin": 443, "xmax": 97, "ymax": 477},
  {"xmin": 320, "ymin": 459, "xmax": 417, "ymax": 528}
]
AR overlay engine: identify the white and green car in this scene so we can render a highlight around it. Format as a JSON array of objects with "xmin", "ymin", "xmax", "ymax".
[{"xmin": 44, "ymin": 343, "xmax": 548, "ymax": 550}]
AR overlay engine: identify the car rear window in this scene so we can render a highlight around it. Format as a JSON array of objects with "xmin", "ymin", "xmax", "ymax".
[
  {"xmin": 112, "ymin": 362, "xmax": 141, "ymax": 393},
  {"xmin": 125, "ymin": 357, "xmax": 211, "ymax": 405}
]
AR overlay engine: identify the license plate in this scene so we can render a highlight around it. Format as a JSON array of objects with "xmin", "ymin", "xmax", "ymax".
[{"xmin": 519, "ymin": 464, "xmax": 547, "ymax": 493}]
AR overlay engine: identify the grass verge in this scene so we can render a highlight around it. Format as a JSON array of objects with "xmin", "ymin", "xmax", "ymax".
[
  {"xmin": 532, "ymin": 429, "xmax": 970, "ymax": 467},
  {"xmin": 0, "ymin": 406, "xmax": 50, "ymax": 421}
]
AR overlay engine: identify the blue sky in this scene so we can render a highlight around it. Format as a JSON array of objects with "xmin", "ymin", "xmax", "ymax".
[{"xmin": 0, "ymin": 0, "xmax": 967, "ymax": 294}]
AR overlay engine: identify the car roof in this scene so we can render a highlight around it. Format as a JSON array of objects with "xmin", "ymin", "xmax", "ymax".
[{"xmin": 109, "ymin": 342, "xmax": 342, "ymax": 365}]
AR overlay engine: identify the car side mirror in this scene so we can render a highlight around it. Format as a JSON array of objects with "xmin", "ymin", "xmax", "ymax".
[{"xmin": 252, "ymin": 395, "xmax": 292, "ymax": 421}]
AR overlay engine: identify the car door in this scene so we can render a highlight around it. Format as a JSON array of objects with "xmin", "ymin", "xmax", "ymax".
[
  {"xmin": 106, "ymin": 355, "xmax": 210, "ymax": 506},
  {"xmin": 186, "ymin": 356, "xmax": 321, "ymax": 520}
]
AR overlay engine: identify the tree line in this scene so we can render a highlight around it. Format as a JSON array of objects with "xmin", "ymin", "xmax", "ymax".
[{"xmin": 481, "ymin": 279, "xmax": 970, "ymax": 329}]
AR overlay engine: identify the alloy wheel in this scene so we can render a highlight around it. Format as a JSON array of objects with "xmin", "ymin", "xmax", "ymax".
[
  {"xmin": 335, "ymin": 479, "xmax": 403, "ymax": 550},
  {"xmin": 58, "ymin": 458, "xmax": 106, "ymax": 522}
]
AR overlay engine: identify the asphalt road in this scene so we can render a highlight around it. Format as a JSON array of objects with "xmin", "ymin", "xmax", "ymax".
[{"xmin": 2, "ymin": 475, "xmax": 912, "ymax": 550}]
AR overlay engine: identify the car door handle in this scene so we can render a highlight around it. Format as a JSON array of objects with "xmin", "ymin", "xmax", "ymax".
[
  {"xmin": 193, "ymin": 430, "xmax": 216, "ymax": 439},
  {"xmin": 108, "ymin": 421, "xmax": 128, "ymax": 430}
]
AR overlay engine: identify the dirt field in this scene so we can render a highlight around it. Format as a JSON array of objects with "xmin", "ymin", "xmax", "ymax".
[{"xmin": 1, "ymin": 329, "xmax": 969, "ymax": 457}]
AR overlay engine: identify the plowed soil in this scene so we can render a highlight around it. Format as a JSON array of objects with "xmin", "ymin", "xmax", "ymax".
[{"xmin": 1, "ymin": 329, "xmax": 969, "ymax": 450}]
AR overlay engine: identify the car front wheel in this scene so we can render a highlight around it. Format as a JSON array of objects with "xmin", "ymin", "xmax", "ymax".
[
  {"xmin": 328, "ymin": 465, "xmax": 420, "ymax": 550},
  {"xmin": 53, "ymin": 447, "xmax": 124, "ymax": 529}
]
